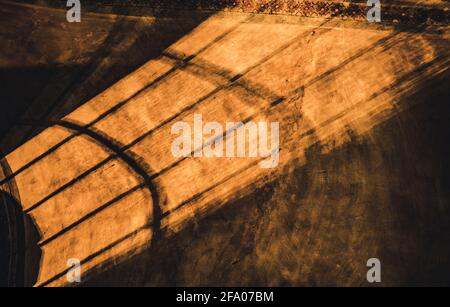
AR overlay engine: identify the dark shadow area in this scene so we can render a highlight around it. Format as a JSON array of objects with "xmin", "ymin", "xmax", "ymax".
[
  {"xmin": 0, "ymin": 64, "xmax": 82, "ymax": 144},
  {"xmin": 0, "ymin": 191, "xmax": 41, "ymax": 287},
  {"xmin": 377, "ymin": 65, "xmax": 450, "ymax": 285},
  {"xmin": 0, "ymin": 1, "xmax": 220, "ymax": 155}
]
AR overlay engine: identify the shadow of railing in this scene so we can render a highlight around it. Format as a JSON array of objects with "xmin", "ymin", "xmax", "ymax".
[{"xmin": 0, "ymin": 0, "xmax": 448, "ymax": 286}]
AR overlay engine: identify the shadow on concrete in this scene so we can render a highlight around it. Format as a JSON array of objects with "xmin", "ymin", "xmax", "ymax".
[{"xmin": 1, "ymin": 0, "xmax": 449, "ymax": 286}]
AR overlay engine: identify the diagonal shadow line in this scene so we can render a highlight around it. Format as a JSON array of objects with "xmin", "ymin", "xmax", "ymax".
[
  {"xmin": 161, "ymin": 153, "xmax": 276, "ymax": 219},
  {"xmin": 23, "ymin": 156, "xmax": 114, "ymax": 214},
  {"xmin": 161, "ymin": 50, "xmax": 280, "ymax": 101},
  {"xmin": 36, "ymin": 221, "xmax": 153, "ymax": 287},
  {"xmin": 115, "ymin": 21, "xmax": 334, "ymax": 149},
  {"xmin": 77, "ymin": 13, "xmax": 259, "ymax": 125},
  {"xmin": 296, "ymin": 54, "xmax": 449, "ymax": 141},
  {"xmin": 36, "ymin": 46, "xmax": 446, "ymax": 288},
  {"xmin": 0, "ymin": 14, "xmax": 252, "ymax": 187},
  {"xmin": 0, "ymin": 156, "xmax": 21, "ymax": 202},
  {"xmin": 17, "ymin": 119, "xmax": 163, "ymax": 245},
  {"xmin": 37, "ymin": 182, "xmax": 147, "ymax": 247}
]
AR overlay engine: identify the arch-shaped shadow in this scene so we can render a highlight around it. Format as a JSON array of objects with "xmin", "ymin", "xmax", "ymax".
[
  {"xmin": 0, "ymin": 190, "xmax": 41, "ymax": 287},
  {"xmin": 19, "ymin": 119, "xmax": 163, "ymax": 245}
]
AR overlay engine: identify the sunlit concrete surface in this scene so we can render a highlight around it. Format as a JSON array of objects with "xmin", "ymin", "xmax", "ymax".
[{"xmin": 0, "ymin": 0, "xmax": 449, "ymax": 286}]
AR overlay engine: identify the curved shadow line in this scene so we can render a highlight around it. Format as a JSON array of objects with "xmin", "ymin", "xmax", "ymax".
[
  {"xmin": 0, "ymin": 159, "xmax": 25, "ymax": 287},
  {"xmin": 16, "ymin": 119, "xmax": 163, "ymax": 246}
]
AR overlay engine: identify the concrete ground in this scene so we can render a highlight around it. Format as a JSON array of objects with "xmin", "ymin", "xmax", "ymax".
[{"xmin": 0, "ymin": 0, "xmax": 449, "ymax": 286}]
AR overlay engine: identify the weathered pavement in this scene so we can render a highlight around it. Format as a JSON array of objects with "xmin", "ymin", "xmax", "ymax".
[{"xmin": 0, "ymin": 1, "xmax": 449, "ymax": 286}]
